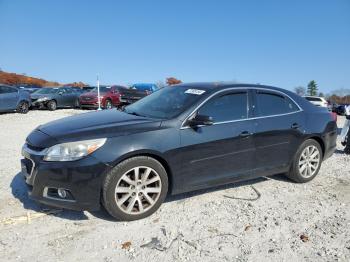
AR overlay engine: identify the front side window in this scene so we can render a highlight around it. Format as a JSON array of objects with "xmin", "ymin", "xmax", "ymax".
[
  {"xmin": 256, "ymin": 91, "xmax": 299, "ymax": 117},
  {"xmin": 198, "ymin": 92, "xmax": 248, "ymax": 123},
  {"xmin": 63, "ymin": 88, "xmax": 72, "ymax": 94}
]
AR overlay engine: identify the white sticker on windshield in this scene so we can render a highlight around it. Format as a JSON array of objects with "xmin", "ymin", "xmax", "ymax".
[{"xmin": 185, "ymin": 89, "xmax": 206, "ymax": 95}]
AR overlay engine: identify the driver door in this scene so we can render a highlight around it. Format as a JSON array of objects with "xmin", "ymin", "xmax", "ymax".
[{"xmin": 178, "ymin": 90, "xmax": 256, "ymax": 191}]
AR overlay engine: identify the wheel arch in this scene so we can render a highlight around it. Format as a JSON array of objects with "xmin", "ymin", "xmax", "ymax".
[
  {"xmin": 106, "ymin": 150, "xmax": 175, "ymax": 195},
  {"xmin": 306, "ymin": 135, "xmax": 325, "ymax": 158}
]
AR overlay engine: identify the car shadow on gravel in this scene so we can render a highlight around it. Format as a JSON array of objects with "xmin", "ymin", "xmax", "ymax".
[
  {"xmin": 10, "ymin": 172, "xmax": 289, "ymax": 222},
  {"xmin": 10, "ymin": 172, "xmax": 89, "ymax": 221}
]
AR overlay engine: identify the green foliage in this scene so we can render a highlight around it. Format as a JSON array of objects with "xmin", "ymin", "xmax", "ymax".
[{"xmin": 307, "ymin": 80, "xmax": 318, "ymax": 96}]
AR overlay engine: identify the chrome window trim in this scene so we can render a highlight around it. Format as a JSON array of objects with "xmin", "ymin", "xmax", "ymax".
[{"xmin": 180, "ymin": 87, "xmax": 303, "ymax": 130}]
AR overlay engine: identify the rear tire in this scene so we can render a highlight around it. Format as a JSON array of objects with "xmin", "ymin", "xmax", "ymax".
[
  {"xmin": 102, "ymin": 156, "xmax": 168, "ymax": 221},
  {"xmin": 47, "ymin": 100, "xmax": 57, "ymax": 111},
  {"xmin": 285, "ymin": 139, "xmax": 323, "ymax": 183},
  {"xmin": 16, "ymin": 101, "xmax": 29, "ymax": 114}
]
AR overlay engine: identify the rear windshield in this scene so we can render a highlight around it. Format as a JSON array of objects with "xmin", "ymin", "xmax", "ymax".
[
  {"xmin": 305, "ymin": 97, "xmax": 322, "ymax": 102},
  {"xmin": 91, "ymin": 86, "xmax": 111, "ymax": 93}
]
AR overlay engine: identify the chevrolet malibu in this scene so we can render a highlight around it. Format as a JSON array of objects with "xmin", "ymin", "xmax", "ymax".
[{"xmin": 21, "ymin": 83, "xmax": 337, "ymax": 221}]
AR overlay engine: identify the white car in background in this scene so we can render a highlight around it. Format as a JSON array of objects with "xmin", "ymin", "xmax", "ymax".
[{"xmin": 303, "ymin": 96, "xmax": 329, "ymax": 108}]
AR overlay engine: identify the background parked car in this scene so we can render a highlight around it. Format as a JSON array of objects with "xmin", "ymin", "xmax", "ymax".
[
  {"xmin": 303, "ymin": 96, "xmax": 328, "ymax": 107},
  {"xmin": 0, "ymin": 84, "xmax": 31, "ymax": 113},
  {"xmin": 79, "ymin": 85, "xmax": 147, "ymax": 109},
  {"xmin": 17, "ymin": 85, "xmax": 41, "ymax": 93},
  {"xmin": 31, "ymin": 87, "xmax": 81, "ymax": 111},
  {"xmin": 130, "ymin": 83, "xmax": 158, "ymax": 94}
]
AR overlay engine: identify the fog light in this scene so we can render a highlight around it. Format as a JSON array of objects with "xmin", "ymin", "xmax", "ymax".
[{"xmin": 57, "ymin": 188, "xmax": 67, "ymax": 198}]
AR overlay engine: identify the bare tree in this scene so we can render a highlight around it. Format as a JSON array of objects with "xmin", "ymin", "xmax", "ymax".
[
  {"xmin": 156, "ymin": 80, "xmax": 166, "ymax": 89},
  {"xmin": 294, "ymin": 86, "xmax": 306, "ymax": 96}
]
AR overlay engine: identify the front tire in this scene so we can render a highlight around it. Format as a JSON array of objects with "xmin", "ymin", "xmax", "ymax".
[
  {"xmin": 105, "ymin": 99, "xmax": 113, "ymax": 110},
  {"xmin": 47, "ymin": 100, "xmax": 57, "ymax": 111},
  {"xmin": 285, "ymin": 139, "xmax": 323, "ymax": 183},
  {"xmin": 102, "ymin": 156, "xmax": 168, "ymax": 221}
]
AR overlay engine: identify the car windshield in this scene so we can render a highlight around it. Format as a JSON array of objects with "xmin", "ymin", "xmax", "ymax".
[
  {"xmin": 33, "ymin": 88, "xmax": 60, "ymax": 94},
  {"xmin": 91, "ymin": 86, "xmax": 111, "ymax": 93},
  {"xmin": 124, "ymin": 86, "xmax": 207, "ymax": 119}
]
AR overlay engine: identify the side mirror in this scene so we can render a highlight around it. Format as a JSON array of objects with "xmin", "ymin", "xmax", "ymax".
[
  {"xmin": 187, "ymin": 114, "xmax": 213, "ymax": 127},
  {"xmin": 58, "ymin": 91, "xmax": 63, "ymax": 95}
]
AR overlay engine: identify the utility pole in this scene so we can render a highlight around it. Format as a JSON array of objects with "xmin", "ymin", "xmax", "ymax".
[{"xmin": 97, "ymin": 74, "xmax": 102, "ymax": 110}]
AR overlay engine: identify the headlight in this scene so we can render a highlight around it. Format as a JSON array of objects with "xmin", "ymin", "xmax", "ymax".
[
  {"xmin": 43, "ymin": 138, "xmax": 106, "ymax": 161},
  {"xmin": 37, "ymin": 97, "xmax": 49, "ymax": 102}
]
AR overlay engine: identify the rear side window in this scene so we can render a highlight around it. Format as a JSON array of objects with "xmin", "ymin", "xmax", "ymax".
[
  {"xmin": 198, "ymin": 92, "xmax": 248, "ymax": 122},
  {"xmin": 256, "ymin": 91, "xmax": 299, "ymax": 117},
  {"xmin": 1, "ymin": 86, "xmax": 18, "ymax": 93}
]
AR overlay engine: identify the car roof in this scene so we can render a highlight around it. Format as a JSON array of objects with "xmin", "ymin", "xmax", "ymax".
[{"xmin": 173, "ymin": 82, "xmax": 287, "ymax": 92}]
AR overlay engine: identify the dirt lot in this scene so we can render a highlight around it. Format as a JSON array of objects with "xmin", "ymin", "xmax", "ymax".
[{"xmin": 0, "ymin": 109, "xmax": 349, "ymax": 262}]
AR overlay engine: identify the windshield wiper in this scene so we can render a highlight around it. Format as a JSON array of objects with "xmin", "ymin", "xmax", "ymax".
[{"xmin": 126, "ymin": 111, "xmax": 145, "ymax": 117}]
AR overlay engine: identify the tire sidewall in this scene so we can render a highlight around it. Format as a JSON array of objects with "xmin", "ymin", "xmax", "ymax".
[
  {"xmin": 103, "ymin": 157, "xmax": 168, "ymax": 221},
  {"xmin": 291, "ymin": 139, "xmax": 323, "ymax": 183}
]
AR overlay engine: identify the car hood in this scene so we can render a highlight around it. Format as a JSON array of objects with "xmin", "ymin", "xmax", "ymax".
[
  {"xmin": 30, "ymin": 93, "xmax": 55, "ymax": 99},
  {"xmin": 80, "ymin": 92, "xmax": 106, "ymax": 97},
  {"xmin": 26, "ymin": 110, "xmax": 162, "ymax": 148}
]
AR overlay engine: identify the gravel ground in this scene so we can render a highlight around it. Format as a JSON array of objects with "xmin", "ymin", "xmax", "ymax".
[{"xmin": 0, "ymin": 109, "xmax": 349, "ymax": 262}]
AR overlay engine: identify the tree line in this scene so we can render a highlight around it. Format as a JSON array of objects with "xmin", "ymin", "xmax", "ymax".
[{"xmin": 294, "ymin": 80, "xmax": 350, "ymax": 104}]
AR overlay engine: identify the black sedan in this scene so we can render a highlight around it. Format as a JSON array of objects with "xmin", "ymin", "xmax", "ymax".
[
  {"xmin": 21, "ymin": 83, "xmax": 337, "ymax": 220},
  {"xmin": 31, "ymin": 87, "xmax": 81, "ymax": 110}
]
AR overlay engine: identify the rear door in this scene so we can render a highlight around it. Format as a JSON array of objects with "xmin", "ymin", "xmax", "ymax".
[
  {"xmin": 179, "ymin": 90, "xmax": 256, "ymax": 190},
  {"xmin": 252, "ymin": 89, "xmax": 304, "ymax": 175},
  {"xmin": 61, "ymin": 88, "xmax": 76, "ymax": 106}
]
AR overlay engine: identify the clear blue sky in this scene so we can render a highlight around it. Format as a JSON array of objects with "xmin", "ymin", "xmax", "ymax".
[{"xmin": 0, "ymin": 0, "xmax": 349, "ymax": 93}]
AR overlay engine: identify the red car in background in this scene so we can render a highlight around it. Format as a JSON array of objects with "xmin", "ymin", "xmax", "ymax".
[{"xmin": 79, "ymin": 85, "xmax": 147, "ymax": 109}]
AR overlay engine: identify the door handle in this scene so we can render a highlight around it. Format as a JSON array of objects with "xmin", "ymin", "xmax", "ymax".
[
  {"xmin": 240, "ymin": 131, "xmax": 252, "ymax": 138},
  {"xmin": 291, "ymin": 123, "xmax": 300, "ymax": 129}
]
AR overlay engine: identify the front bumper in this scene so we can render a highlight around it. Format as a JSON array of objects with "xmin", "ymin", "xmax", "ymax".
[{"xmin": 21, "ymin": 144, "xmax": 111, "ymax": 211}]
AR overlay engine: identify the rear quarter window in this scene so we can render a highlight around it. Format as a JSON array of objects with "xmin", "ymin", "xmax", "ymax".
[{"xmin": 256, "ymin": 91, "xmax": 299, "ymax": 117}]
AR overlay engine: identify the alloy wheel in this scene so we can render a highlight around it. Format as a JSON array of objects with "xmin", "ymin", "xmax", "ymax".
[
  {"xmin": 298, "ymin": 145, "xmax": 320, "ymax": 178},
  {"xmin": 18, "ymin": 102, "xmax": 28, "ymax": 113},
  {"xmin": 115, "ymin": 166, "xmax": 162, "ymax": 215}
]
